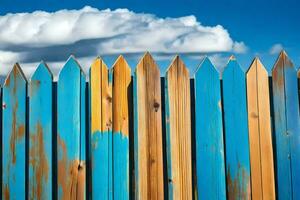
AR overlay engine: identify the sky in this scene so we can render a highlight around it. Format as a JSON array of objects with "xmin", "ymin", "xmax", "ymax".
[{"xmin": 0, "ymin": 0, "xmax": 299, "ymax": 80}]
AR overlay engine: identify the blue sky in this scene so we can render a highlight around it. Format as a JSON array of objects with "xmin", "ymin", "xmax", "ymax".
[{"xmin": 0, "ymin": 0, "xmax": 299, "ymax": 78}]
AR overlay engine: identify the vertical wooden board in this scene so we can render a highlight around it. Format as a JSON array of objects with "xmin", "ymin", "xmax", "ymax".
[
  {"xmin": 2, "ymin": 64, "xmax": 27, "ymax": 199},
  {"xmin": 272, "ymin": 52, "xmax": 292, "ymax": 199},
  {"xmin": 282, "ymin": 52, "xmax": 300, "ymax": 199},
  {"xmin": 134, "ymin": 52, "xmax": 164, "ymax": 199},
  {"xmin": 222, "ymin": 57, "xmax": 251, "ymax": 199},
  {"xmin": 194, "ymin": 58, "xmax": 226, "ymax": 199},
  {"xmin": 29, "ymin": 63, "xmax": 53, "ymax": 200},
  {"xmin": 246, "ymin": 58, "xmax": 275, "ymax": 199},
  {"xmin": 165, "ymin": 56, "xmax": 192, "ymax": 200},
  {"xmin": 112, "ymin": 56, "xmax": 131, "ymax": 200},
  {"xmin": 57, "ymin": 56, "xmax": 86, "ymax": 199},
  {"xmin": 89, "ymin": 58, "xmax": 113, "ymax": 199},
  {"xmin": 78, "ymin": 70, "xmax": 87, "ymax": 199}
]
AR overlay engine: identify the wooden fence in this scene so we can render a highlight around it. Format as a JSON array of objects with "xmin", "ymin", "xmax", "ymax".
[{"xmin": 1, "ymin": 51, "xmax": 300, "ymax": 200}]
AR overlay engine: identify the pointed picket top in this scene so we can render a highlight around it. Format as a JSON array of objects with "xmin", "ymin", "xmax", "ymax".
[
  {"xmin": 112, "ymin": 55, "xmax": 131, "ymax": 72},
  {"xmin": 195, "ymin": 56, "xmax": 219, "ymax": 75},
  {"xmin": 59, "ymin": 55, "xmax": 85, "ymax": 79},
  {"xmin": 272, "ymin": 50, "xmax": 295, "ymax": 72},
  {"xmin": 247, "ymin": 57, "xmax": 268, "ymax": 75},
  {"xmin": 90, "ymin": 56, "xmax": 109, "ymax": 72},
  {"xmin": 166, "ymin": 55, "xmax": 189, "ymax": 79},
  {"xmin": 223, "ymin": 56, "xmax": 245, "ymax": 78},
  {"xmin": 31, "ymin": 61, "xmax": 53, "ymax": 80},
  {"xmin": 136, "ymin": 52, "xmax": 160, "ymax": 73},
  {"xmin": 4, "ymin": 63, "xmax": 27, "ymax": 86}
]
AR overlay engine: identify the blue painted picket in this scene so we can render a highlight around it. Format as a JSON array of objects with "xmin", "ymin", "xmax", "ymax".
[
  {"xmin": 272, "ymin": 51, "xmax": 300, "ymax": 199},
  {"xmin": 29, "ymin": 62, "xmax": 53, "ymax": 200},
  {"xmin": 194, "ymin": 57, "xmax": 226, "ymax": 199},
  {"xmin": 222, "ymin": 57, "xmax": 251, "ymax": 199},
  {"xmin": 2, "ymin": 64, "xmax": 27, "ymax": 200},
  {"xmin": 57, "ymin": 56, "xmax": 86, "ymax": 199}
]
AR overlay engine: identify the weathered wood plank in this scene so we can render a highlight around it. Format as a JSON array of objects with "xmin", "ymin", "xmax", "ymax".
[
  {"xmin": 112, "ymin": 56, "xmax": 131, "ymax": 200},
  {"xmin": 29, "ymin": 62, "xmax": 53, "ymax": 200},
  {"xmin": 222, "ymin": 57, "xmax": 251, "ymax": 199},
  {"xmin": 165, "ymin": 56, "xmax": 192, "ymax": 200},
  {"xmin": 89, "ymin": 57, "xmax": 113, "ymax": 199},
  {"xmin": 57, "ymin": 56, "xmax": 86, "ymax": 200},
  {"xmin": 2, "ymin": 64, "xmax": 27, "ymax": 199},
  {"xmin": 194, "ymin": 57, "xmax": 226, "ymax": 199},
  {"xmin": 246, "ymin": 58, "xmax": 275, "ymax": 199},
  {"xmin": 272, "ymin": 51, "xmax": 300, "ymax": 199},
  {"xmin": 134, "ymin": 52, "xmax": 164, "ymax": 199}
]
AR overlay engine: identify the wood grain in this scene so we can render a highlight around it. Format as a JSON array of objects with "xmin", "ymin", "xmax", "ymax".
[
  {"xmin": 222, "ymin": 57, "xmax": 251, "ymax": 200},
  {"xmin": 165, "ymin": 56, "xmax": 192, "ymax": 200},
  {"xmin": 29, "ymin": 62, "xmax": 53, "ymax": 200},
  {"xmin": 194, "ymin": 57, "xmax": 226, "ymax": 199},
  {"xmin": 2, "ymin": 64, "xmax": 27, "ymax": 200},
  {"xmin": 112, "ymin": 56, "xmax": 131, "ymax": 199},
  {"xmin": 90, "ymin": 57, "xmax": 113, "ymax": 199},
  {"xmin": 134, "ymin": 52, "xmax": 164, "ymax": 200},
  {"xmin": 247, "ymin": 58, "xmax": 275, "ymax": 199}
]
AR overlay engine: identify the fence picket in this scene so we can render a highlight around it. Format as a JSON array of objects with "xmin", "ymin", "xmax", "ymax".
[
  {"xmin": 246, "ymin": 58, "xmax": 275, "ymax": 199},
  {"xmin": 272, "ymin": 51, "xmax": 300, "ymax": 199},
  {"xmin": 194, "ymin": 57, "xmax": 226, "ymax": 199},
  {"xmin": 222, "ymin": 57, "xmax": 251, "ymax": 199},
  {"xmin": 89, "ymin": 57, "xmax": 113, "ymax": 199},
  {"xmin": 29, "ymin": 62, "xmax": 53, "ymax": 200},
  {"xmin": 2, "ymin": 64, "xmax": 27, "ymax": 199},
  {"xmin": 134, "ymin": 52, "xmax": 164, "ymax": 199},
  {"xmin": 57, "ymin": 56, "xmax": 86, "ymax": 199},
  {"xmin": 112, "ymin": 56, "xmax": 131, "ymax": 200},
  {"xmin": 165, "ymin": 56, "xmax": 192, "ymax": 199}
]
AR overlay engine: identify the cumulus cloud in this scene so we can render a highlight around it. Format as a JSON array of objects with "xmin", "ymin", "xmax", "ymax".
[
  {"xmin": 0, "ymin": 6, "xmax": 247, "ymax": 76},
  {"xmin": 269, "ymin": 43, "xmax": 283, "ymax": 55}
]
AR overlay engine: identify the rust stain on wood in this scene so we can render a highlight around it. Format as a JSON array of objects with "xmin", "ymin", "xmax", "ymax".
[
  {"xmin": 10, "ymin": 103, "xmax": 25, "ymax": 164},
  {"xmin": 29, "ymin": 123, "xmax": 49, "ymax": 200},
  {"xmin": 227, "ymin": 164, "xmax": 251, "ymax": 200},
  {"xmin": 57, "ymin": 135, "xmax": 84, "ymax": 200},
  {"xmin": 4, "ymin": 184, "xmax": 10, "ymax": 200}
]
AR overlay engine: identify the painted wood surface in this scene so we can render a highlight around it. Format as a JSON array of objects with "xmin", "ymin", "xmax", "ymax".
[
  {"xmin": 165, "ymin": 56, "xmax": 192, "ymax": 200},
  {"xmin": 29, "ymin": 62, "xmax": 53, "ymax": 200},
  {"xmin": 2, "ymin": 64, "xmax": 27, "ymax": 199},
  {"xmin": 194, "ymin": 57, "xmax": 226, "ymax": 199},
  {"xmin": 90, "ymin": 57, "xmax": 113, "ymax": 199},
  {"xmin": 134, "ymin": 52, "xmax": 164, "ymax": 199},
  {"xmin": 112, "ymin": 56, "xmax": 131, "ymax": 200},
  {"xmin": 222, "ymin": 57, "xmax": 251, "ymax": 199},
  {"xmin": 246, "ymin": 58, "xmax": 275, "ymax": 199},
  {"xmin": 272, "ymin": 51, "xmax": 300, "ymax": 199},
  {"xmin": 57, "ymin": 56, "xmax": 86, "ymax": 200}
]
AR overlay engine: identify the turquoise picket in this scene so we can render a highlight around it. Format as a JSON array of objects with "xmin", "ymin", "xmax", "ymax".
[
  {"xmin": 194, "ymin": 57, "xmax": 226, "ymax": 199},
  {"xmin": 57, "ymin": 56, "xmax": 86, "ymax": 199},
  {"xmin": 29, "ymin": 62, "xmax": 53, "ymax": 199},
  {"xmin": 222, "ymin": 57, "xmax": 251, "ymax": 199},
  {"xmin": 2, "ymin": 64, "xmax": 27, "ymax": 199},
  {"xmin": 272, "ymin": 51, "xmax": 300, "ymax": 199}
]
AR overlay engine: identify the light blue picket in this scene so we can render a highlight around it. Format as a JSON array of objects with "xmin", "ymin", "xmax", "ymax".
[
  {"xmin": 272, "ymin": 51, "xmax": 300, "ymax": 199},
  {"xmin": 29, "ymin": 62, "xmax": 53, "ymax": 200},
  {"xmin": 222, "ymin": 57, "xmax": 251, "ymax": 199},
  {"xmin": 2, "ymin": 64, "xmax": 27, "ymax": 199},
  {"xmin": 57, "ymin": 56, "xmax": 86, "ymax": 199},
  {"xmin": 194, "ymin": 57, "xmax": 226, "ymax": 199}
]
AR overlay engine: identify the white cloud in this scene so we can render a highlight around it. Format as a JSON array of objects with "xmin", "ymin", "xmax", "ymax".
[
  {"xmin": 269, "ymin": 43, "xmax": 283, "ymax": 55},
  {"xmin": 0, "ymin": 6, "xmax": 248, "ymax": 76}
]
